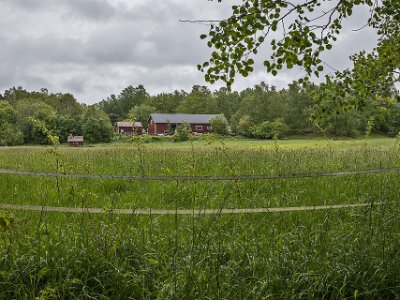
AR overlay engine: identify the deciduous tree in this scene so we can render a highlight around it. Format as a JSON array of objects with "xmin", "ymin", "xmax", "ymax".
[{"xmin": 200, "ymin": 0, "xmax": 399, "ymax": 99}]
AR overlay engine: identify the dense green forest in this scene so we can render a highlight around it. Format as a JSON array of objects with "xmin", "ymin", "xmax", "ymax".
[{"xmin": 0, "ymin": 81, "xmax": 399, "ymax": 146}]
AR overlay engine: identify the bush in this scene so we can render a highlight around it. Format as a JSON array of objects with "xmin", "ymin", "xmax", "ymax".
[
  {"xmin": 55, "ymin": 116, "xmax": 82, "ymax": 143},
  {"xmin": 173, "ymin": 121, "xmax": 191, "ymax": 142},
  {"xmin": 325, "ymin": 112, "xmax": 360, "ymax": 137},
  {"xmin": 0, "ymin": 122, "xmax": 24, "ymax": 146},
  {"xmin": 113, "ymin": 133, "xmax": 133, "ymax": 142},
  {"xmin": 82, "ymin": 117, "xmax": 114, "ymax": 143},
  {"xmin": 238, "ymin": 115, "xmax": 253, "ymax": 137},
  {"xmin": 138, "ymin": 135, "xmax": 173, "ymax": 143},
  {"xmin": 209, "ymin": 115, "xmax": 229, "ymax": 135},
  {"xmin": 250, "ymin": 118, "xmax": 290, "ymax": 139}
]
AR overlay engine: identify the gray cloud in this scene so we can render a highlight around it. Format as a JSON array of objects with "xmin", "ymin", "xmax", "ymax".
[
  {"xmin": 65, "ymin": 0, "xmax": 117, "ymax": 21},
  {"xmin": 0, "ymin": 0, "xmax": 379, "ymax": 103},
  {"xmin": 2, "ymin": 0, "xmax": 56, "ymax": 11}
]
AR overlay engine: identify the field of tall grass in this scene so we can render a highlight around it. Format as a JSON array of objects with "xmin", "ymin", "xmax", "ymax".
[{"xmin": 1, "ymin": 137, "xmax": 400, "ymax": 298}]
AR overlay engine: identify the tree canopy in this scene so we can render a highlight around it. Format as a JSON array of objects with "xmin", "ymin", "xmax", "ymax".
[
  {"xmin": 199, "ymin": 0, "xmax": 399, "ymax": 101},
  {"xmin": 1, "ymin": 78, "xmax": 400, "ymax": 146}
]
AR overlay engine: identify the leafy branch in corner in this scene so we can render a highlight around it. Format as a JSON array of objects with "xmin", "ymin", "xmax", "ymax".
[{"xmin": 198, "ymin": 0, "xmax": 391, "ymax": 88}]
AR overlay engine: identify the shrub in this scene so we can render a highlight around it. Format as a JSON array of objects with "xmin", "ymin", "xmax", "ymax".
[
  {"xmin": 326, "ymin": 112, "xmax": 360, "ymax": 137},
  {"xmin": 140, "ymin": 135, "xmax": 173, "ymax": 143},
  {"xmin": 250, "ymin": 118, "xmax": 290, "ymax": 139},
  {"xmin": 173, "ymin": 121, "xmax": 191, "ymax": 142},
  {"xmin": 210, "ymin": 115, "xmax": 230, "ymax": 135},
  {"xmin": 0, "ymin": 122, "xmax": 24, "ymax": 146},
  {"xmin": 238, "ymin": 115, "xmax": 253, "ymax": 137},
  {"xmin": 55, "ymin": 116, "xmax": 82, "ymax": 143},
  {"xmin": 82, "ymin": 117, "xmax": 114, "ymax": 143}
]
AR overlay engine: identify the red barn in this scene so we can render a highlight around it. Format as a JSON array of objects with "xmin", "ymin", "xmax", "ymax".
[{"xmin": 147, "ymin": 113, "xmax": 222, "ymax": 135}]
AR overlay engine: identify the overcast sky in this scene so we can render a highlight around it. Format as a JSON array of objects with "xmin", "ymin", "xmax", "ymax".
[{"xmin": 0, "ymin": 0, "xmax": 378, "ymax": 104}]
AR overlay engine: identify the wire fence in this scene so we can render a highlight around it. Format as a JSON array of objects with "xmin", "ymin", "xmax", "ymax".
[
  {"xmin": 0, "ymin": 166, "xmax": 397, "ymax": 214},
  {"xmin": 0, "ymin": 167, "xmax": 399, "ymax": 181},
  {"xmin": 0, "ymin": 202, "xmax": 384, "ymax": 215}
]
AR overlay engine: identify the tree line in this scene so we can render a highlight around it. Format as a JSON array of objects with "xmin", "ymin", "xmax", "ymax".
[
  {"xmin": 1, "ymin": 81, "xmax": 399, "ymax": 145},
  {"xmin": 0, "ymin": 87, "xmax": 113, "ymax": 145}
]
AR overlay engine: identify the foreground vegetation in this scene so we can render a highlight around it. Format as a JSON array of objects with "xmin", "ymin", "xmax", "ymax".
[
  {"xmin": 0, "ymin": 138, "xmax": 400, "ymax": 298},
  {"xmin": 2, "ymin": 205, "xmax": 400, "ymax": 299}
]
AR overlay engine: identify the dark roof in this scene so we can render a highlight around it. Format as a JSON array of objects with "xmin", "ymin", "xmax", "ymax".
[{"xmin": 150, "ymin": 113, "xmax": 222, "ymax": 124}]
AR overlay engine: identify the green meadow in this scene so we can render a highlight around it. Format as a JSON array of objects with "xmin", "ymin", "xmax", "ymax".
[{"xmin": 1, "ymin": 136, "xmax": 400, "ymax": 299}]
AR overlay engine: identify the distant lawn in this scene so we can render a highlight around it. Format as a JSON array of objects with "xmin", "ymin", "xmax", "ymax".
[
  {"xmin": 4, "ymin": 135, "xmax": 397, "ymax": 152},
  {"xmin": 90, "ymin": 134, "xmax": 399, "ymax": 150}
]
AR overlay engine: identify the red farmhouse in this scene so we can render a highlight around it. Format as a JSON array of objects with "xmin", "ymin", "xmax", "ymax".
[{"xmin": 147, "ymin": 113, "xmax": 221, "ymax": 135}]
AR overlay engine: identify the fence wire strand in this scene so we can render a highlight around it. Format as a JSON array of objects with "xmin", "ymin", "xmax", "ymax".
[
  {"xmin": 0, "ymin": 202, "xmax": 385, "ymax": 215},
  {"xmin": 0, "ymin": 167, "xmax": 399, "ymax": 181}
]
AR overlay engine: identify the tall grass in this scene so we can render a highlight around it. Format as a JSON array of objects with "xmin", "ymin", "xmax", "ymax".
[
  {"xmin": 1, "ymin": 205, "xmax": 400, "ymax": 299},
  {"xmin": 0, "ymin": 140, "xmax": 400, "ymax": 298},
  {"xmin": 0, "ymin": 144, "xmax": 399, "ymax": 209}
]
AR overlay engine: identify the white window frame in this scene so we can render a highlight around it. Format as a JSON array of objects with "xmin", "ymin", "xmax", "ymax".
[{"xmin": 195, "ymin": 125, "xmax": 203, "ymax": 131}]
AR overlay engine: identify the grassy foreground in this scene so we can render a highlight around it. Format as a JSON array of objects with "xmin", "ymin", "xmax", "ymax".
[{"xmin": 1, "ymin": 137, "xmax": 400, "ymax": 298}]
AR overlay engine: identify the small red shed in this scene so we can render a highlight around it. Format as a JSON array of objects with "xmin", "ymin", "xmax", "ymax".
[{"xmin": 67, "ymin": 135, "xmax": 84, "ymax": 147}]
